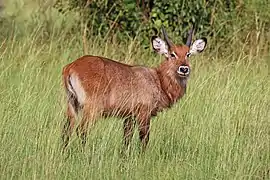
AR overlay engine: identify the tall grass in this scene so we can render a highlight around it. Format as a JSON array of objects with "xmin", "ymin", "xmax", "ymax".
[{"xmin": 0, "ymin": 1, "xmax": 269, "ymax": 179}]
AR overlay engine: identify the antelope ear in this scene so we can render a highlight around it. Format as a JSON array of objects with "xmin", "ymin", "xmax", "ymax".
[
  {"xmin": 151, "ymin": 36, "xmax": 169, "ymax": 57},
  {"xmin": 189, "ymin": 38, "xmax": 207, "ymax": 55}
]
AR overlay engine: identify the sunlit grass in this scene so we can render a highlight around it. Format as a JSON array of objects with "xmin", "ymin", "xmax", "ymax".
[{"xmin": 0, "ymin": 1, "xmax": 269, "ymax": 179}]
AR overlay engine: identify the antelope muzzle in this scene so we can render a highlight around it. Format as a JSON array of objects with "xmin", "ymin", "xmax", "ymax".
[{"xmin": 177, "ymin": 65, "xmax": 190, "ymax": 77}]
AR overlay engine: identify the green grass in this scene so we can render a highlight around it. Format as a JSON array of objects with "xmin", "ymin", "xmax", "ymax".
[{"xmin": 0, "ymin": 1, "xmax": 270, "ymax": 180}]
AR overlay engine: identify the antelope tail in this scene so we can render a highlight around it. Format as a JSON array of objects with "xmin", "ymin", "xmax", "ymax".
[{"xmin": 65, "ymin": 73, "xmax": 86, "ymax": 115}]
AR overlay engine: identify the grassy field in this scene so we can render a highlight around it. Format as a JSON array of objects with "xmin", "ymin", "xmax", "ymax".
[{"xmin": 0, "ymin": 1, "xmax": 269, "ymax": 180}]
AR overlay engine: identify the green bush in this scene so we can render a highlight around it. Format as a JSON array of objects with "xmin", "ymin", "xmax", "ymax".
[
  {"xmin": 3, "ymin": 0, "xmax": 268, "ymax": 56},
  {"xmin": 54, "ymin": 0, "xmax": 269, "ymax": 40}
]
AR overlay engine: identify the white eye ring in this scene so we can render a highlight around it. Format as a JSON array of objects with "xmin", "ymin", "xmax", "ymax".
[{"xmin": 170, "ymin": 52, "xmax": 177, "ymax": 59}]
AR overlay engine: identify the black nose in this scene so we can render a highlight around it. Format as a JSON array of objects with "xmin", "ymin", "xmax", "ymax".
[{"xmin": 179, "ymin": 66, "xmax": 189, "ymax": 74}]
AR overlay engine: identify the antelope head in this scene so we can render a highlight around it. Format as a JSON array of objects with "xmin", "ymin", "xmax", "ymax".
[{"xmin": 152, "ymin": 25, "xmax": 207, "ymax": 78}]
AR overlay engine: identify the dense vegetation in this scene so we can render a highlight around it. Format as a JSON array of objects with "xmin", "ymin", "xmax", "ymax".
[
  {"xmin": 53, "ymin": 0, "xmax": 270, "ymax": 53},
  {"xmin": 0, "ymin": 0, "xmax": 269, "ymax": 179}
]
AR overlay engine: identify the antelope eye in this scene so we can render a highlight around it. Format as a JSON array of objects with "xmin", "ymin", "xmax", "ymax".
[
  {"xmin": 186, "ymin": 52, "xmax": 191, "ymax": 57},
  {"xmin": 170, "ymin": 52, "xmax": 177, "ymax": 58}
]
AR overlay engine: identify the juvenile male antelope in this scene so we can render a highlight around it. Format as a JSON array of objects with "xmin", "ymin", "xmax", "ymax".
[{"xmin": 62, "ymin": 26, "xmax": 207, "ymax": 150}]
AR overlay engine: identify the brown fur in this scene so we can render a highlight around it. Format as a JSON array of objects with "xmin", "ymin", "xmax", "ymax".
[{"xmin": 62, "ymin": 45, "xmax": 191, "ymax": 150}]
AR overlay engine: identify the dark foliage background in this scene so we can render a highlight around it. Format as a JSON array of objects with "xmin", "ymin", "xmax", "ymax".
[{"xmin": 54, "ymin": 0, "xmax": 269, "ymax": 46}]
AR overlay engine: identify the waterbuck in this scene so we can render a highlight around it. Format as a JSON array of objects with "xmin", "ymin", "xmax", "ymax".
[{"xmin": 62, "ymin": 26, "xmax": 207, "ymax": 150}]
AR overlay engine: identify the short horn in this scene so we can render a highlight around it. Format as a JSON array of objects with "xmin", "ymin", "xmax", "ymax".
[
  {"xmin": 186, "ymin": 24, "xmax": 194, "ymax": 47},
  {"xmin": 161, "ymin": 26, "xmax": 173, "ymax": 48}
]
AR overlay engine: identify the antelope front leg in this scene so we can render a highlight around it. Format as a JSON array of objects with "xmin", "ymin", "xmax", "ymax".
[
  {"xmin": 123, "ymin": 117, "xmax": 135, "ymax": 148},
  {"xmin": 137, "ymin": 114, "xmax": 151, "ymax": 151}
]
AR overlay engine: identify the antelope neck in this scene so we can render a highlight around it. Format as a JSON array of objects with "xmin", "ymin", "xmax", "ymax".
[{"xmin": 155, "ymin": 64, "xmax": 187, "ymax": 106}]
